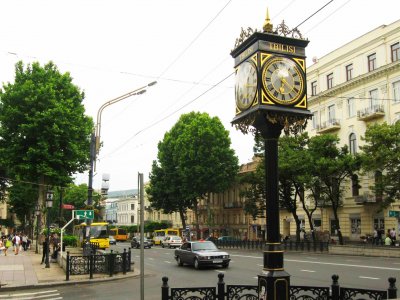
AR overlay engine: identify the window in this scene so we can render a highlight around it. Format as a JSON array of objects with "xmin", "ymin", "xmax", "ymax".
[
  {"xmin": 347, "ymin": 97, "xmax": 355, "ymax": 117},
  {"xmin": 350, "ymin": 218, "xmax": 361, "ymax": 234},
  {"xmin": 391, "ymin": 42, "xmax": 400, "ymax": 62},
  {"xmin": 327, "ymin": 73, "xmax": 333, "ymax": 89},
  {"xmin": 330, "ymin": 219, "xmax": 339, "ymax": 236},
  {"xmin": 346, "ymin": 64, "xmax": 353, "ymax": 81},
  {"xmin": 312, "ymin": 111, "xmax": 319, "ymax": 129},
  {"xmin": 351, "ymin": 174, "xmax": 360, "ymax": 196},
  {"xmin": 369, "ymin": 89, "xmax": 379, "ymax": 108},
  {"xmin": 131, "ymin": 203, "xmax": 135, "ymax": 210},
  {"xmin": 349, "ymin": 133, "xmax": 357, "ymax": 155},
  {"xmin": 328, "ymin": 104, "xmax": 335, "ymax": 122},
  {"xmin": 373, "ymin": 218, "xmax": 385, "ymax": 232},
  {"xmin": 368, "ymin": 53, "xmax": 376, "ymax": 71},
  {"xmin": 311, "ymin": 81, "xmax": 317, "ymax": 96},
  {"xmin": 131, "ymin": 215, "xmax": 135, "ymax": 223},
  {"xmin": 393, "ymin": 80, "xmax": 400, "ymax": 103}
]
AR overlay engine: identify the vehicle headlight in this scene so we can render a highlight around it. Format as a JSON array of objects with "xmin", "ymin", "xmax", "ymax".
[{"xmin": 223, "ymin": 255, "xmax": 229, "ymax": 259}]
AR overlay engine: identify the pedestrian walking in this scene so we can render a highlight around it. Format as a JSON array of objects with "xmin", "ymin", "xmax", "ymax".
[
  {"xmin": 14, "ymin": 233, "xmax": 21, "ymax": 255},
  {"xmin": 41, "ymin": 236, "xmax": 49, "ymax": 264},
  {"xmin": 22, "ymin": 234, "xmax": 28, "ymax": 251}
]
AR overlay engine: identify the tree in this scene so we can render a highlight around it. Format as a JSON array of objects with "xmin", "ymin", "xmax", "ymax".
[
  {"xmin": 8, "ymin": 181, "xmax": 38, "ymax": 234},
  {"xmin": 0, "ymin": 61, "xmax": 93, "ymax": 216},
  {"xmin": 147, "ymin": 112, "xmax": 239, "ymax": 235},
  {"xmin": 360, "ymin": 122, "xmax": 400, "ymax": 206},
  {"xmin": 278, "ymin": 134, "xmax": 312, "ymax": 241},
  {"xmin": 307, "ymin": 134, "xmax": 361, "ymax": 245},
  {"xmin": 239, "ymin": 165, "xmax": 266, "ymax": 221}
]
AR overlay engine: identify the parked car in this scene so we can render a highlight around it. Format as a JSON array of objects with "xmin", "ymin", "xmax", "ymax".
[
  {"xmin": 162, "ymin": 236, "xmax": 183, "ymax": 248},
  {"xmin": 131, "ymin": 236, "xmax": 153, "ymax": 249},
  {"xmin": 109, "ymin": 236, "xmax": 117, "ymax": 245},
  {"xmin": 174, "ymin": 241, "xmax": 230, "ymax": 269},
  {"xmin": 205, "ymin": 236, "xmax": 218, "ymax": 242},
  {"xmin": 217, "ymin": 236, "xmax": 240, "ymax": 242}
]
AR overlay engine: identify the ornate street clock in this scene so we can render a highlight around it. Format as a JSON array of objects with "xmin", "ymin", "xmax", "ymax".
[{"xmin": 231, "ymin": 13, "xmax": 312, "ymax": 134}]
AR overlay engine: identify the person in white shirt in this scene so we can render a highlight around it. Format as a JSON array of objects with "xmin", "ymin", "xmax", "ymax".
[{"xmin": 14, "ymin": 234, "xmax": 21, "ymax": 255}]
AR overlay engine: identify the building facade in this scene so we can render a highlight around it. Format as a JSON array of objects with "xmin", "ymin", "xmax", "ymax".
[{"xmin": 289, "ymin": 19, "xmax": 400, "ymax": 240}]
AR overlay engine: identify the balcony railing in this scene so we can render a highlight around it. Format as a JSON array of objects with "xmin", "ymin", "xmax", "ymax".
[
  {"xmin": 354, "ymin": 193, "xmax": 377, "ymax": 204},
  {"xmin": 357, "ymin": 104, "xmax": 385, "ymax": 121},
  {"xmin": 316, "ymin": 119, "xmax": 341, "ymax": 133}
]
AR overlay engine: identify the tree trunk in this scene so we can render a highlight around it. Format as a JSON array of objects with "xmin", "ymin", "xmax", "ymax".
[
  {"xmin": 293, "ymin": 214, "xmax": 301, "ymax": 242},
  {"xmin": 332, "ymin": 204, "xmax": 344, "ymax": 245},
  {"xmin": 179, "ymin": 208, "xmax": 186, "ymax": 232},
  {"xmin": 193, "ymin": 200, "xmax": 200, "ymax": 241}
]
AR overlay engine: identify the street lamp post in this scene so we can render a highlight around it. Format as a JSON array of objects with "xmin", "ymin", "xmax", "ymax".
[
  {"xmin": 86, "ymin": 81, "xmax": 157, "ymax": 242},
  {"xmin": 35, "ymin": 204, "xmax": 40, "ymax": 254},
  {"xmin": 45, "ymin": 190, "xmax": 54, "ymax": 268}
]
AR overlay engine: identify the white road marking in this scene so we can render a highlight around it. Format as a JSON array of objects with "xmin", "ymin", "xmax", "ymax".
[
  {"xmin": 148, "ymin": 257, "xmax": 154, "ymax": 260},
  {"xmin": 257, "ymin": 264, "xmax": 263, "ymax": 267},
  {"xmin": 359, "ymin": 276, "xmax": 380, "ymax": 280},
  {"xmin": 215, "ymin": 270, "xmax": 226, "ymax": 273},
  {"xmin": 164, "ymin": 261, "xmax": 171, "ymax": 264},
  {"xmin": 230, "ymin": 254, "xmax": 400, "ymax": 271},
  {"xmin": 301, "ymin": 269, "xmax": 316, "ymax": 273}
]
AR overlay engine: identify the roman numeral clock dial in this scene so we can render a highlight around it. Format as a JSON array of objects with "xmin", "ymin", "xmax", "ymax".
[
  {"xmin": 262, "ymin": 57, "xmax": 305, "ymax": 105},
  {"xmin": 235, "ymin": 61, "xmax": 258, "ymax": 111}
]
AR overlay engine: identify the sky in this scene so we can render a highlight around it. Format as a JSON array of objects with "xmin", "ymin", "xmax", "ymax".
[{"xmin": 0, "ymin": 0, "xmax": 399, "ymax": 192}]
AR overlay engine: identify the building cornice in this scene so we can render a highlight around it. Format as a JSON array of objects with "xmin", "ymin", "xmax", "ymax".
[{"xmin": 308, "ymin": 60, "xmax": 400, "ymax": 106}]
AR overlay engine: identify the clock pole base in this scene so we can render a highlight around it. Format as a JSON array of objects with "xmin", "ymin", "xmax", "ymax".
[{"xmin": 258, "ymin": 270, "xmax": 290, "ymax": 300}]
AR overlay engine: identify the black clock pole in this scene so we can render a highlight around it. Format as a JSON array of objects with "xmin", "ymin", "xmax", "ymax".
[
  {"xmin": 255, "ymin": 116, "xmax": 290, "ymax": 299},
  {"xmin": 231, "ymin": 8, "xmax": 311, "ymax": 300}
]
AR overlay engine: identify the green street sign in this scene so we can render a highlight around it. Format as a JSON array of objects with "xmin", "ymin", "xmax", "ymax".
[
  {"xmin": 388, "ymin": 210, "xmax": 400, "ymax": 218},
  {"xmin": 75, "ymin": 210, "xmax": 94, "ymax": 220}
]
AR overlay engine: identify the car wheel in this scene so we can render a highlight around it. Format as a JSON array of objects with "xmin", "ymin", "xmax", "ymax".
[
  {"xmin": 177, "ymin": 256, "xmax": 183, "ymax": 266},
  {"xmin": 222, "ymin": 262, "xmax": 229, "ymax": 268},
  {"xmin": 194, "ymin": 258, "xmax": 200, "ymax": 270},
  {"xmin": 136, "ymin": 245, "xmax": 140, "ymax": 249},
  {"xmin": 162, "ymin": 244, "xmax": 165, "ymax": 248}
]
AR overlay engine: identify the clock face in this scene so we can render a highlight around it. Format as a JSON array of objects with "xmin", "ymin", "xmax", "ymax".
[
  {"xmin": 235, "ymin": 61, "xmax": 258, "ymax": 110},
  {"xmin": 262, "ymin": 57, "xmax": 305, "ymax": 105}
]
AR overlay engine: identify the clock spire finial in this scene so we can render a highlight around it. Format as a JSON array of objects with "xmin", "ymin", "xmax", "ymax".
[{"xmin": 263, "ymin": 7, "xmax": 273, "ymax": 33}]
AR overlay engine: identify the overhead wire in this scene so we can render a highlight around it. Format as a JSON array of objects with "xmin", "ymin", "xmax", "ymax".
[
  {"xmin": 99, "ymin": 71, "xmax": 235, "ymax": 160},
  {"xmin": 156, "ymin": 0, "xmax": 233, "ymax": 79}
]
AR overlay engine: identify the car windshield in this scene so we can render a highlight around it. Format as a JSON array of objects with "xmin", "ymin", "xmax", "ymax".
[{"xmin": 192, "ymin": 241, "xmax": 218, "ymax": 251}]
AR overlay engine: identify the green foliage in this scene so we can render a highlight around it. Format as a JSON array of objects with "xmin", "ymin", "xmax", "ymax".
[
  {"xmin": 307, "ymin": 134, "xmax": 361, "ymax": 244},
  {"xmin": 62, "ymin": 235, "xmax": 78, "ymax": 247},
  {"xmin": 0, "ymin": 61, "xmax": 94, "ymax": 217},
  {"xmin": 147, "ymin": 112, "xmax": 239, "ymax": 229},
  {"xmin": 7, "ymin": 181, "xmax": 38, "ymax": 229},
  {"xmin": 360, "ymin": 122, "xmax": 400, "ymax": 206}
]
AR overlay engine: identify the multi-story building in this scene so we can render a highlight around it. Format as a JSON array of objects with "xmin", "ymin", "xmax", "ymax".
[
  {"xmin": 194, "ymin": 19, "xmax": 400, "ymax": 242},
  {"xmin": 103, "ymin": 193, "xmax": 139, "ymax": 226},
  {"xmin": 289, "ymin": 19, "xmax": 400, "ymax": 241},
  {"xmin": 196, "ymin": 158, "xmax": 265, "ymax": 240}
]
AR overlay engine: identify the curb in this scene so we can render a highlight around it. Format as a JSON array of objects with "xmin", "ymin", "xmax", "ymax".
[{"xmin": 0, "ymin": 271, "xmax": 141, "ymax": 292}]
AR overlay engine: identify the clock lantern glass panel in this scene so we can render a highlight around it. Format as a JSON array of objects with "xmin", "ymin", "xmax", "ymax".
[
  {"xmin": 235, "ymin": 61, "xmax": 257, "ymax": 110},
  {"xmin": 262, "ymin": 57, "xmax": 305, "ymax": 105}
]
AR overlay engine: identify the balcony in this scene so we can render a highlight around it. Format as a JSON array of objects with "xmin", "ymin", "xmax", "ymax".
[
  {"xmin": 316, "ymin": 119, "xmax": 341, "ymax": 134},
  {"xmin": 354, "ymin": 193, "xmax": 377, "ymax": 204},
  {"xmin": 357, "ymin": 105, "xmax": 385, "ymax": 121}
]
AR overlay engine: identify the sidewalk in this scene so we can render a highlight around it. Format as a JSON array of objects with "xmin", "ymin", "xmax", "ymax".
[{"xmin": 0, "ymin": 246, "xmax": 139, "ymax": 291}]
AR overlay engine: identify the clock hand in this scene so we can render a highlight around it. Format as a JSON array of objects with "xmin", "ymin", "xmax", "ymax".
[{"xmin": 281, "ymin": 77, "xmax": 293, "ymax": 91}]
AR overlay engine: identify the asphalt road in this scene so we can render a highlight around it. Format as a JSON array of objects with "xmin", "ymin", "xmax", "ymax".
[{"xmin": 4, "ymin": 242, "xmax": 400, "ymax": 300}]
